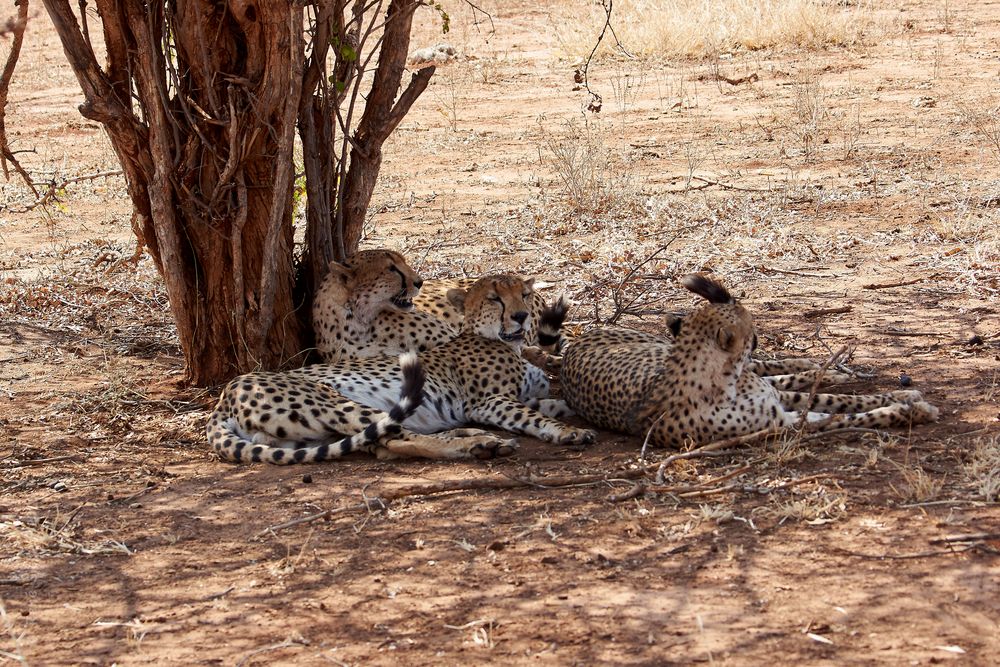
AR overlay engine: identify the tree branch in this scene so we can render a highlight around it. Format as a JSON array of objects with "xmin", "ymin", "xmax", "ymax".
[
  {"xmin": 252, "ymin": 2, "xmax": 306, "ymax": 359},
  {"xmin": 0, "ymin": 0, "xmax": 35, "ymax": 192}
]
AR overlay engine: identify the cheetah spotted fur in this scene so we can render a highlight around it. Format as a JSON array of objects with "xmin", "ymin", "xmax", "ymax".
[
  {"xmin": 311, "ymin": 250, "xmax": 566, "ymax": 363},
  {"xmin": 208, "ymin": 275, "xmax": 591, "ymax": 464},
  {"xmin": 559, "ymin": 274, "xmax": 938, "ymax": 448}
]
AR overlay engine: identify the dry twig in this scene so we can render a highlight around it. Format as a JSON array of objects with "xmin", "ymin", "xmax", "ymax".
[
  {"xmin": 804, "ymin": 306, "xmax": 852, "ymax": 319},
  {"xmin": 862, "ymin": 276, "xmax": 935, "ymax": 290}
]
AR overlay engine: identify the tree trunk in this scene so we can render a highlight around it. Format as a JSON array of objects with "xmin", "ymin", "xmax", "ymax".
[{"xmin": 37, "ymin": 0, "xmax": 435, "ymax": 385}]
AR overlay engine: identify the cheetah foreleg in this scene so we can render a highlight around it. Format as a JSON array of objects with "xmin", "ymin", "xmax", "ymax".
[
  {"xmin": 749, "ymin": 358, "xmax": 823, "ymax": 375},
  {"xmin": 468, "ymin": 396, "xmax": 595, "ymax": 445},
  {"xmin": 521, "ymin": 345, "xmax": 563, "ymax": 374},
  {"xmin": 762, "ymin": 369, "xmax": 854, "ymax": 391},
  {"xmin": 523, "ymin": 398, "xmax": 576, "ymax": 419}
]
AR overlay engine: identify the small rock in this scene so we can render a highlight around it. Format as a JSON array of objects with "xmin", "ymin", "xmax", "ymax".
[
  {"xmin": 302, "ymin": 474, "xmax": 313, "ymax": 484},
  {"xmin": 899, "ymin": 374, "xmax": 912, "ymax": 387},
  {"xmin": 968, "ymin": 335, "xmax": 984, "ymax": 346}
]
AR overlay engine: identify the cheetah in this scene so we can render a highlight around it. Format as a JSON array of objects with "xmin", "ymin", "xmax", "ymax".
[
  {"xmin": 208, "ymin": 274, "xmax": 593, "ymax": 464},
  {"xmin": 524, "ymin": 312, "xmax": 852, "ymax": 392},
  {"xmin": 558, "ymin": 274, "xmax": 938, "ymax": 448},
  {"xmin": 207, "ymin": 352, "xmax": 427, "ymax": 464},
  {"xmin": 311, "ymin": 250, "xmax": 565, "ymax": 363}
]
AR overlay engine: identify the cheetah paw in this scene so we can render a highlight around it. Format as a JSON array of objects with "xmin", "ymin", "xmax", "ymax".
[
  {"xmin": 556, "ymin": 428, "xmax": 597, "ymax": 446},
  {"xmin": 889, "ymin": 389, "xmax": 924, "ymax": 402},
  {"xmin": 904, "ymin": 400, "xmax": 939, "ymax": 424},
  {"xmin": 471, "ymin": 438, "xmax": 520, "ymax": 460}
]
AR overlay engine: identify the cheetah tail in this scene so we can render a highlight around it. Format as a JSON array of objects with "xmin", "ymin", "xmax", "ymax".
[
  {"xmin": 212, "ymin": 353, "xmax": 426, "ymax": 465},
  {"xmin": 537, "ymin": 295, "xmax": 570, "ymax": 352},
  {"xmin": 680, "ymin": 273, "xmax": 734, "ymax": 305}
]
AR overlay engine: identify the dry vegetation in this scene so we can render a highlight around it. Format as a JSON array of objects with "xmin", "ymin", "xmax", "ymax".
[
  {"xmin": 2, "ymin": 0, "xmax": 1000, "ymax": 664},
  {"xmin": 556, "ymin": 0, "xmax": 885, "ymax": 59}
]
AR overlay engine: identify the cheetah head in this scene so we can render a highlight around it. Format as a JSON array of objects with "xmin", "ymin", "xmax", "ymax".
[
  {"xmin": 322, "ymin": 249, "xmax": 424, "ymax": 320},
  {"xmin": 448, "ymin": 274, "xmax": 535, "ymax": 346},
  {"xmin": 679, "ymin": 274, "xmax": 757, "ymax": 370}
]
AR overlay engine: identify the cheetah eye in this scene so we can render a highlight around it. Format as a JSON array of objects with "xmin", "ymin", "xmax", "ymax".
[
  {"xmin": 522, "ymin": 292, "xmax": 532, "ymax": 298},
  {"xmin": 488, "ymin": 294, "xmax": 501, "ymax": 303}
]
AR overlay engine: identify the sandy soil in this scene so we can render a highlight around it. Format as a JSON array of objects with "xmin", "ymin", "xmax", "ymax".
[{"xmin": 2, "ymin": 1, "xmax": 999, "ymax": 664}]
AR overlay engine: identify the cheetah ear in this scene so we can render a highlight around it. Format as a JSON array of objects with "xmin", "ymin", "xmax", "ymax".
[
  {"xmin": 716, "ymin": 326, "xmax": 737, "ymax": 352},
  {"xmin": 446, "ymin": 287, "xmax": 468, "ymax": 311},
  {"xmin": 665, "ymin": 313, "xmax": 684, "ymax": 337},
  {"xmin": 326, "ymin": 259, "xmax": 353, "ymax": 284},
  {"xmin": 523, "ymin": 277, "xmax": 535, "ymax": 291}
]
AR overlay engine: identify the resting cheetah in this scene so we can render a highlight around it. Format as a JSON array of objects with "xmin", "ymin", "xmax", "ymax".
[
  {"xmin": 207, "ymin": 352, "xmax": 427, "ymax": 464},
  {"xmin": 208, "ymin": 275, "xmax": 593, "ymax": 464},
  {"xmin": 559, "ymin": 274, "xmax": 938, "ymax": 448},
  {"xmin": 311, "ymin": 250, "xmax": 565, "ymax": 363},
  {"xmin": 524, "ymin": 313, "xmax": 851, "ymax": 392}
]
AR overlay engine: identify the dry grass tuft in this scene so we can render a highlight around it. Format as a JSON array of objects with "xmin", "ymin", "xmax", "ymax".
[
  {"xmin": 891, "ymin": 463, "xmax": 944, "ymax": 503},
  {"xmin": 964, "ymin": 436, "xmax": 1000, "ymax": 502},
  {"xmin": 1, "ymin": 515, "xmax": 133, "ymax": 557},
  {"xmin": 956, "ymin": 97, "xmax": 1000, "ymax": 164},
  {"xmin": 538, "ymin": 118, "xmax": 645, "ymax": 221},
  {"xmin": 558, "ymin": 0, "xmax": 884, "ymax": 60},
  {"xmin": 764, "ymin": 490, "xmax": 846, "ymax": 524},
  {"xmin": 0, "ymin": 600, "xmax": 28, "ymax": 665}
]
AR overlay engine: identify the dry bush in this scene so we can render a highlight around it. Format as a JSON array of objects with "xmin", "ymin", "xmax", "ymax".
[
  {"xmin": 956, "ymin": 97, "xmax": 1000, "ymax": 164},
  {"xmin": 557, "ymin": 0, "xmax": 884, "ymax": 60},
  {"xmin": 537, "ymin": 118, "xmax": 645, "ymax": 219}
]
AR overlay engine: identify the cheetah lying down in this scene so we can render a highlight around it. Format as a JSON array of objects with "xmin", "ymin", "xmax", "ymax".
[
  {"xmin": 312, "ymin": 250, "xmax": 565, "ymax": 364},
  {"xmin": 208, "ymin": 274, "xmax": 591, "ymax": 464},
  {"xmin": 558, "ymin": 274, "xmax": 938, "ymax": 448}
]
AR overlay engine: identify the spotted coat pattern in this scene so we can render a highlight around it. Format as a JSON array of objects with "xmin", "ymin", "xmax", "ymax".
[
  {"xmin": 207, "ymin": 275, "xmax": 591, "ymax": 465},
  {"xmin": 560, "ymin": 274, "xmax": 939, "ymax": 448},
  {"xmin": 312, "ymin": 255, "xmax": 566, "ymax": 364}
]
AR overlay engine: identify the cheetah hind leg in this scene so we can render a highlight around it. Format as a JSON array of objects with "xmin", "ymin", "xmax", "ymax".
[
  {"xmin": 785, "ymin": 399, "xmax": 939, "ymax": 431},
  {"xmin": 375, "ymin": 429, "xmax": 519, "ymax": 460},
  {"xmin": 778, "ymin": 389, "xmax": 927, "ymax": 414}
]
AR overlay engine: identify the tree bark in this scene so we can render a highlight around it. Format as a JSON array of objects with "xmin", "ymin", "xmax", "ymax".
[
  {"xmin": 34, "ymin": 0, "xmax": 438, "ymax": 385},
  {"xmin": 43, "ymin": 0, "xmax": 304, "ymax": 384}
]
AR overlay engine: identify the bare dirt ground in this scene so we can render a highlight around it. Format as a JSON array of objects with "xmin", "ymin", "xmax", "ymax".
[{"xmin": 2, "ymin": 1, "xmax": 999, "ymax": 664}]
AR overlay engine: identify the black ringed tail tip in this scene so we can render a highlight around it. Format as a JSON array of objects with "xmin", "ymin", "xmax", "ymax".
[
  {"xmin": 398, "ymin": 351, "xmax": 426, "ymax": 412},
  {"xmin": 680, "ymin": 273, "xmax": 733, "ymax": 304}
]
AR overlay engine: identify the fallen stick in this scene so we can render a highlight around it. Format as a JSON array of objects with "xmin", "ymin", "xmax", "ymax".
[
  {"xmin": 2, "ymin": 454, "xmax": 83, "ymax": 468},
  {"xmin": 609, "ymin": 464, "xmax": 752, "ymax": 502},
  {"xmin": 862, "ymin": 276, "xmax": 933, "ymax": 290},
  {"xmin": 701, "ymin": 71, "xmax": 760, "ymax": 86},
  {"xmin": 804, "ymin": 306, "xmax": 852, "ymax": 319},
  {"xmin": 928, "ymin": 532, "xmax": 1000, "ymax": 545}
]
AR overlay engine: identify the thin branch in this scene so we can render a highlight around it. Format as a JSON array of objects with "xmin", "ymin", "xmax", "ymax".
[
  {"xmin": 578, "ymin": 0, "xmax": 634, "ymax": 113},
  {"xmin": 1, "ymin": 169, "xmax": 123, "ymax": 213},
  {"xmin": 0, "ymin": 0, "xmax": 35, "ymax": 193},
  {"xmin": 862, "ymin": 276, "xmax": 935, "ymax": 290}
]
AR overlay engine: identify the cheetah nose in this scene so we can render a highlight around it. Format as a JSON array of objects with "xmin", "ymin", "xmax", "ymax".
[
  {"xmin": 512, "ymin": 311, "xmax": 528, "ymax": 325},
  {"xmin": 413, "ymin": 277, "xmax": 423, "ymax": 290}
]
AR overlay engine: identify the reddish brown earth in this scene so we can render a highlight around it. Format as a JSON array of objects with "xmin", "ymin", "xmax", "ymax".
[{"xmin": 2, "ymin": 1, "xmax": 998, "ymax": 664}]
